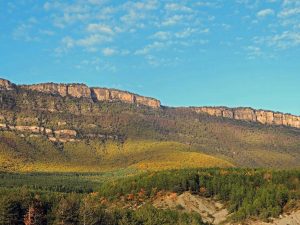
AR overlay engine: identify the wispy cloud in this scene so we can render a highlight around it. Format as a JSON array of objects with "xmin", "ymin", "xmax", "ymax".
[
  {"xmin": 135, "ymin": 41, "xmax": 166, "ymax": 55},
  {"xmin": 165, "ymin": 3, "xmax": 192, "ymax": 12},
  {"xmin": 102, "ymin": 48, "xmax": 117, "ymax": 56},
  {"xmin": 161, "ymin": 15, "xmax": 183, "ymax": 26},
  {"xmin": 12, "ymin": 17, "xmax": 39, "ymax": 42},
  {"xmin": 8, "ymin": 0, "xmax": 300, "ymax": 68},
  {"xmin": 87, "ymin": 24, "xmax": 115, "ymax": 35},
  {"xmin": 151, "ymin": 31, "xmax": 171, "ymax": 40},
  {"xmin": 257, "ymin": 9, "xmax": 274, "ymax": 18}
]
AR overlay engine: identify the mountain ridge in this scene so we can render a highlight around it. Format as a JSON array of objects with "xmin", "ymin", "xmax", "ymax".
[
  {"xmin": 0, "ymin": 78, "xmax": 161, "ymax": 108},
  {"xmin": 1, "ymin": 77, "xmax": 299, "ymax": 129},
  {"xmin": 0, "ymin": 77, "xmax": 300, "ymax": 168}
]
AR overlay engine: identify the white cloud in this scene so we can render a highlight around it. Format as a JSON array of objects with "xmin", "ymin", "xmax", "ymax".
[
  {"xmin": 165, "ymin": 3, "xmax": 192, "ymax": 12},
  {"xmin": 87, "ymin": 24, "xmax": 114, "ymax": 35},
  {"xmin": 102, "ymin": 47, "xmax": 117, "ymax": 56},
  {"xmin": 61, "ymin": 34, "xmax": 111, "ymax": 50},
  {"xmin": 269, "ymin": 31, "xmax": 300, "ymax": 49},
  {"xmin": 257, "ymin": 9, "xmax": 274, "ymax": 18},
  {"xmin": 151, "ymin": 31, "xmax": 171, "ymax": 40},
  {"xmin": 135, "ymin": 41, "xmax": 166, "ymax": 55},
  {"xmin": 175, "ymin": 28, "xmax": 197, "ymax": 38},
  {"xmin": 246, "ymin": 45, "xmax": 263, "ymax": 58},
  {"xmin": 282, "ymin": 0, "xmax": 300, "ymax": 7},
  {"xmin": 12, "ymin": 18, "xmax": 39, "ymax": 42},
  {"xmin": 195, "ymin": 2, "xmax": 220, "ymax": 8},
  {"xmin": 77, "ymin": 35, "xmax": 109, "ymax": 47},
  {"xmin": 254, "ymin": 31, "xmax": 300, "ymax": 49},
  {"xmin": 278, "ymin": 7, "xmax": 300, "ymax": 17},
  {"xmin": 161, "ymin": 15, "xmax": 183, "ymax": 26},
  {"xmin": 75, "ymin": 57, "xmax": 117, "ymax": 72},
  {"xmin": 61, "ymin": 36, "xmax": 75, "ymax": 48},
  {"xmin": 120, "ymin": 0, "xmax": 158, "ymax": 26}
]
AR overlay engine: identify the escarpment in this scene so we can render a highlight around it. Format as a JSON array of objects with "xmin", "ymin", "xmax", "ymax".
[
  {"xmin": 0, "ymin": 78, "xmax": 299, "ymax": 130},
  {"xmin": 0, "ymin": 78, "xmax": 160, "ymax": 108},
  {"xmin": 91, "ymin": 88, "xmax": 160, "ymax": 108},
  {"xmin": 192, "ymin": 107, "xmax": 300, "ymax": 129}
]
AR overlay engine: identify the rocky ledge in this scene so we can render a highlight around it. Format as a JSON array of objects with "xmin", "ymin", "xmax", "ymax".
[
  {"xmin": 192, "ymin": 107, "xmax": 300, "ymax": 129},
  {"xmin": 0, "ymin": 78, "xmax": 161, "ymax": 108}
]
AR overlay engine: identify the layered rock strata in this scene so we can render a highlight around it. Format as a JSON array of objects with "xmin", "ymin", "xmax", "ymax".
[
  {"xmin": 0, "ymin": 78, "xmax": 160, "ymax": 108},
  {"xmin": 192, "ymin": 107, "xmax": 300, "ymax": 129},
  {"xmin": 1, "ymin": 78, "xmax": 299, "ymax": 129},
  {"xmin": 0, "ymin": 123, "xmax": 77, "ymax": 143}
]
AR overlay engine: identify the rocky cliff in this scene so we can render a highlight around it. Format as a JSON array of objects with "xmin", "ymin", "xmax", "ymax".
[
  {"xmin": 1, "ymin": 78, "xmax": 299, "ymax": 130},
  {"xmin": 0, "ymin": 78, "xmax": 161, "ymax": 108},
  {"xmin": 192, "ymin": 107, "xmax": 300, "ymax": 129},
  {"xmin": 0, "ymin": 78, "xmax": 16, "ymax": 90},
  {"xmin": 91, "ymin": 88, "xmax": 160, "ymax": 108}
]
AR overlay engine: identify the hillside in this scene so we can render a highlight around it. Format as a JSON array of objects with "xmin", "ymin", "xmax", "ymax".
[
  {"xmin": 0, "ymin": 78, "xmax": 300, "ymax": 169},
  {"xmin": 0, "ymin": 132, "xmax": 232, "ymax": 172}
]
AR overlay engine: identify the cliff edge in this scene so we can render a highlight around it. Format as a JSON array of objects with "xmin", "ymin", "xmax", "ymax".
[
  {"xmin": 0, "ymin": 78, "xmax": 161, "ymax": 109},
  {"xmin": 192, "ymin": 106, "xmax": 300, "ymax": 129},
  {"xmin": 1, "ymin": 78, "xmax": 299, "ymax": 129}
]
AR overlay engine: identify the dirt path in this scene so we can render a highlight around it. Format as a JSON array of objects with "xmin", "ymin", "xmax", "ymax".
[{"xmin": 152, "ymin": 192, "xmax": 228, "ymax": 224}]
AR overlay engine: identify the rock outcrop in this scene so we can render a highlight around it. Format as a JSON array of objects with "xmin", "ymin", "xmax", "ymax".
[
  {"xmin": 192, "ymin": 107, "xmax": 300, "ymax": 129},
  {"xmin": 91, "ymin": 88, "xmax": 161, "ymax": 108},
  {"xmin": 0, "ymin": 78, "xmax": 16, "ymax": 90},
  {"xmin": 1, "ymin": 78, "xmax": 299, "ymax": 129},
  {"xmin": 0, "ymin": 78, "xmax": 161, "ymax": 108},
  {"xmin": 0, "ymin": 123, "xmax": 77, "ymax": 142},
  {"xmin": 20, "ymin": 83, "xmax": 92, "ymax": 99}
]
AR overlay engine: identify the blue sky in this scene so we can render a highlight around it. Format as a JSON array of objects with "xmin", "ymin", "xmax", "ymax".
[{"xmin": 0, "ymin": 0, "xmax": 299, "ymax": 114}]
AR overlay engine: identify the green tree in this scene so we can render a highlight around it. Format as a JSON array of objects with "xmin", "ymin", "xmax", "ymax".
[
  {"xmin": 79, "ymin": 195, "xmax": 113, "ymax": 225},
  {"xmin": 0, "ymin": 196, "xmax": 24, "ymax": 225},
  {"xmin": 53, "ymin": 195, "xmax": 80, "ymax": 225}
]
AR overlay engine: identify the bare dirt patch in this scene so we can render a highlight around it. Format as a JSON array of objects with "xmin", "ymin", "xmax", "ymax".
[
  {"xmin": 248, "ymin": 210, "xmax": 300, "ymax": 225},
  {"xmin": 152, "ymin": 192, "xmax": 228, "ymax": 224}
]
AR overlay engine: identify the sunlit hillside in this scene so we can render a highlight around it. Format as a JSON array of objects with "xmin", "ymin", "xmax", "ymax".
[{"xmin": 0, "ymin": 131, "xmax": 233, "ymax": 172}]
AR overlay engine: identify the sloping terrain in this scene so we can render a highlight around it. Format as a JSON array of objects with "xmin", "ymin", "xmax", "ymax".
[
  {"xmin": 251, "ymin": 210, "xmax": 300, "ymax": 225},
  {"xmin": 153, "ymin": 192, "xmax": 228, "ymax": 224},
  {"xmin": 0, "ymin": 131, "xmax": 232, "ymax": 172},
  {"xmin": 0, "ymin": 78, "xmax": 300, "ymax": 169}
]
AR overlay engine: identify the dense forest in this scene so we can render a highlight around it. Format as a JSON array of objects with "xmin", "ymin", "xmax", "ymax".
[{"xmin": 0, "ymin": 168, "xmax": 299, "ymax": 224}]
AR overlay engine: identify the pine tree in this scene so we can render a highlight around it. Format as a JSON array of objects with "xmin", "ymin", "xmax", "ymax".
[{"xmin": 53, "ymin": 195, "xmax": 80, "ymax": 225}]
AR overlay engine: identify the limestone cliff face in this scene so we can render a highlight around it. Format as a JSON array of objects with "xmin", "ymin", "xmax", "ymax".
[
  {"xmin": 0, "ymin": 123, "xmax": 77, "ymax": 143},
  {"xmin": 135, "ymin": 95, "xmax": 161, "ymax": 108},
  {"xmin": 0, "ymin": 78, "xmax": 161, "ymax": 108},
  {"xmin": 20, "ymin": 83, "xmax": 91, "ymax": 98},
  {"xmin": 20, "ymin": 83, "xmax": 68, "ymax": 96},
  {"xmin": 192, "ymin": 107, "xmax": 300, "ymax": 129},
  {"xmin": 0, "ymin": 78, "xmax": 16, "ymax": 90},
  {"xmin": 67, "ymin": 84, "xmax": 91, "ymax": 98},
  {"xmin": 91, "ymin": 87, "xmax": 161, "ymax": 108}
]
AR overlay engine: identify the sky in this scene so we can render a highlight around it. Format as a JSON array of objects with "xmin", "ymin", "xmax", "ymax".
[{"xmin": 0, "ymin": 0, "xmax": 299, "ymax": 115}]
